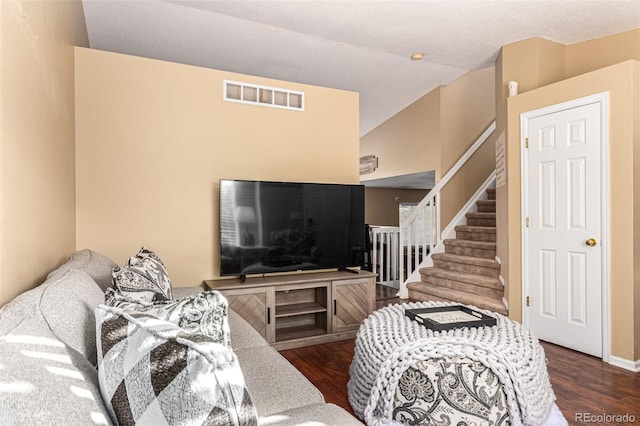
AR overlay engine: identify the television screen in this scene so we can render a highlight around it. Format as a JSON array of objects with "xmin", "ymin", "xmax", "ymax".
[{"xmin": 219, "ymin": 179, "xmax": 365, "ymax": 277}]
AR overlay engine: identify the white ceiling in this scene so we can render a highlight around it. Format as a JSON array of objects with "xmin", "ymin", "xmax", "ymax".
[{"xmin": 82, "ymin": 0, "xmax": 640, "ymax": 137}]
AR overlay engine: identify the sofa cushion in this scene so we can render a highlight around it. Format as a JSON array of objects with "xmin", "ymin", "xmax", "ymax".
[
  {"xmin": 235, "ymin": 346, "xmax": 324, "ymax": 416},
  {"xmin": 96, "ymin": 305, "xmax": 257, "ymax": 425},
  {"xmin": 46, "ymin": 248, "xmax": 117, "ymax": 292},
  {"xmin": 258, "ymin": 403, "xmax": 363, "ymax": 425},
  {"xmin": 112, "ymin": 247, "xmax": 173, "ymax": 302},
  {"xmin": 228, "ymin": 309, "xmax": 269, "ymax": 350},
  {"xmin": 0, "ymin": 309, "xmax": 112, "ymax": 425},
  {"xmin": 105, "ymin": 288, "xmax": 231, "ymax": 348},
  {"xmin": 40, "ymin": 269, "xmax": 106, "ymax": 366}
]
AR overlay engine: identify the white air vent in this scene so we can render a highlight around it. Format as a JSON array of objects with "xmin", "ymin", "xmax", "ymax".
[{"xmin": 223, "ymin": 80, "xmax": 304, "ymax": 111}]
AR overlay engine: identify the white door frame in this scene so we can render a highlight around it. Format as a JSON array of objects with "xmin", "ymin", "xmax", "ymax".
[{"xmin": 521, "ymin": 92, "xmax": 610, "ymax": 362}]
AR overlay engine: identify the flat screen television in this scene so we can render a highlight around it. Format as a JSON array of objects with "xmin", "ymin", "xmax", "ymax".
[{"xmin": 219, "ymin": 179, "xmax": 365, "ymax": 278}]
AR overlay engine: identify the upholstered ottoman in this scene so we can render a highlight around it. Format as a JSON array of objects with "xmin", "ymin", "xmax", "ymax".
[{"xmin": 347, "ymin": 301, "xmax": 566, "ymax": 426}]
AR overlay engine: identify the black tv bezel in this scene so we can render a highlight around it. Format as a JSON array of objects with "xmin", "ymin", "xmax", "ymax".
[{"xmin": 218, "ymin": 178, "xmax": 365, "ymax": 279}]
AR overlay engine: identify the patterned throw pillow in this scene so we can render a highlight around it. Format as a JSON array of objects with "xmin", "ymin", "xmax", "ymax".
[
  {"xmin": 105, "ymin": 288, "xmax": 231, "ymax": 348},
  {"xmin": 95, "ymin": 305, "xmax": 257, "ymax": 426},
  {"xmin": 112, "ymin": 247, "xmax": 173, "ymax": 302}
]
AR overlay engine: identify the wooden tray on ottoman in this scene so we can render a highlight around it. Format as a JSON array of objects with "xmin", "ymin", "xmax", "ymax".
[{"xmin": 405, "ymin": 305, "xmax": 497, "ymax": 331}]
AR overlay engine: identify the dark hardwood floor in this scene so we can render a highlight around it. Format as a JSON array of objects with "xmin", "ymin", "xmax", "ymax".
[
  {"xmin": 375, "ymin": 283, "xmax": 404, "ymax": 310},
  {"xmin": 280, "ymin": 285, "xmax": 640, "ymax": 425}
]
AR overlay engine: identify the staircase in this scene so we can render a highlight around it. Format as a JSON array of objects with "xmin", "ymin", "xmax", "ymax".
[{"xmin": 406, "ymin": 188, "xmax": 507, "ymax": 315}]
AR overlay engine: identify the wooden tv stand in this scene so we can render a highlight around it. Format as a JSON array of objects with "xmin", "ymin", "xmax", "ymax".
[{"xmin": 204, "ymin": 270, "xmax": 376, "ymax": 350}]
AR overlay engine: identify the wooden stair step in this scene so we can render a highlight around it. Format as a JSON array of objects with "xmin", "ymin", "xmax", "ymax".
[
  {"xmin": 432, "ymin": 253, "xmax": 500, "ymax": 278},
  {"xmin": 407, "ymin": 281, "xmax": 507, "ymax": 316}
]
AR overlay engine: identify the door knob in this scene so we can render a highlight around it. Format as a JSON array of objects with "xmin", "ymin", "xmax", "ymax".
[{"xmin": 585, "ymin": 238, "xmax": 597, "ymax": 247}]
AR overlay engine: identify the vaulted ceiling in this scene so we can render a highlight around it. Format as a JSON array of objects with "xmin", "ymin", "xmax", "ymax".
[{"xmin": 83, "ymin": 0, "xmax": 640, "ymax": 136}]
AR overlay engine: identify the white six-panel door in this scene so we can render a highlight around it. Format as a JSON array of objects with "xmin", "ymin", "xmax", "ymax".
[{"xmin": 522, "ymin": 95, "xmax": 608, "ymax": 358}]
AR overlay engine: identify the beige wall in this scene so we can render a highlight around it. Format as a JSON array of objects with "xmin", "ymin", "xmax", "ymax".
[
  {"xmin": 439, "ymin": 67, "xmax": 496, "ymax": 226},
  {"xmin": 566, "ymin": 29, "xmax": 640, "ymax": 79},
  {"xmin": 0, "ymin": 0, "xmax": 88, "ymax": 306},
  {"xmin": 365, "ymin": 187, "xmax": 430, "ymax": 227},
  {"xmin": 440, "ymin": 67, "xmax": 497, "ymax": 173},
  {"xmin": 505, "ymin": 62, "xmax": 639, "ymax": 361},
  {"xmin": 360, "ymin": 88, "xmax": 442, "ymax": 181},
  {"xmin": 75, "ymin": 48, "xmax": 359, "ymax": 286}
]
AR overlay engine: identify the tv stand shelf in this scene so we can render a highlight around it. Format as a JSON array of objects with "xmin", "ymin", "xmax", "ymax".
[
  {"xmin": 275, "ymin": 302, "xmax": 327, "ymax": 317},
  {"xmin": 204, "ymin": 270, "xmax": 376, "ymax": 350}
]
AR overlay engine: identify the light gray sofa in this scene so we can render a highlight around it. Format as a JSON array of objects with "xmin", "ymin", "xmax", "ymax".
[{"xmin": 0, "ymin": 249, "xmax": 362, "ymax": 425}]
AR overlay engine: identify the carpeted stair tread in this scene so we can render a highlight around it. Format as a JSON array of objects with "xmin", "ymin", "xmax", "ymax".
[
  {"xmin": 407, "ymin": 281, "xmax": 507, "ymax": 315},
  {"xmin": 418, "ymin": 271, "xmax": 503, "ymax": 299},
  {"xmin": 465, "ymin": 212, "xmax": 496, "ymax": 226},
  {"xmin": 486, "ymin": 188, "xmax": 496, "ymax": 200},
  {"xmin": 419, "ymin": 267, "xmax": 502, "ymax": 290},
  {"xmin": 432, "ymin": 253, "xmax": 500, "ymax": 278},
  {"xmin": 443, "ymin": 239, "xmax": 496, "ymax": 250},
  {"xmin": 444, "ymin": 239, "xmax": 496, "ymax": 258},
  {"xmin": 476, "ymin": 200, "xmax": 496, "ymax": 212},
  {"xmin": 431, "ymin": 253, "xmax": 500, "ymax": 269},
  {"xmin": 465, "ymin": 212, "xmax": 496, "ymax": 219},
  {"xmin": 455, "ymin": 225, "xmax": 497, "ymax": 242},
  {"xmin": 454, "ymin": 225, "xmax": 496, "ymax": 234}
]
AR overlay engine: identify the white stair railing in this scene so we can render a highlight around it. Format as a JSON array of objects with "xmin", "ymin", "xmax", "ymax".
[
  {"xmin": 369, "ymin": 226, "xmax": 400, "ymax": 288},
  {"xmin": 398, "ymin": 121, "xmax": 496, "ymax": 297}
]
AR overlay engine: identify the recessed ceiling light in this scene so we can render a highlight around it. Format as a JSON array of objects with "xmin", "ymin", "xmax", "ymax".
[{"xmin": 411, "ymin": 52, "xmax": 424, "ymax": 61}]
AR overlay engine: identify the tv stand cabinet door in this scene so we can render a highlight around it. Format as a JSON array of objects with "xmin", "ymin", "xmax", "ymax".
[
  {"xmin": 221, "ymin": 287, "xmax": 275, "ymax": 343},
  {"xmin": 331, "ymin": 277, "xmax": 375, "ymax": 334}
]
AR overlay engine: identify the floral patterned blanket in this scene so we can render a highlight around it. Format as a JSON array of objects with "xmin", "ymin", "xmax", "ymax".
[{"xmin": 393, "ymin": 356, "xmax": 509, "ymax": 425}]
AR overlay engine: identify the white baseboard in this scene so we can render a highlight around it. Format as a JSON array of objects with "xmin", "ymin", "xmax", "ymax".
[
  {"xmin": 498, "ymin": 275, "xmax": 505, "ymax": 287},
  {"xmin": 502, "ymin": 297, "xmax": 509, "ymax": 310},
  {"xmin": 608, "ymin": 355, "xmax": 640, "ymax": 372}
]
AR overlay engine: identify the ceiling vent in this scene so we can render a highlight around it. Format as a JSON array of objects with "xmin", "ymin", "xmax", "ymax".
[{"xmin": 223, "ymin": 80, "xmax": 304, "ymax": 111}]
